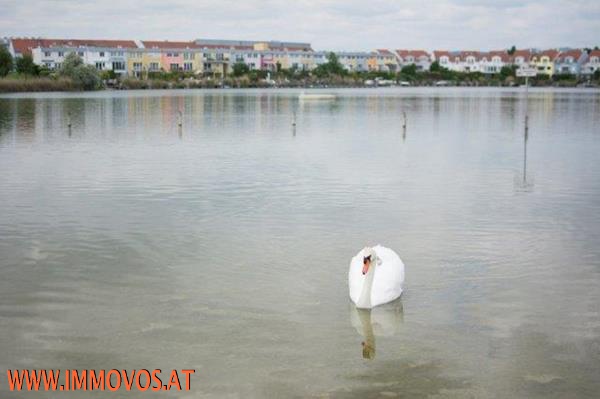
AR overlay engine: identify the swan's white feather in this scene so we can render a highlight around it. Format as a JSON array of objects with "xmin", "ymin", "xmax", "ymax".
[{"xmin": 348, "ymin": 245, "xmax": 404, "ymax": 308}]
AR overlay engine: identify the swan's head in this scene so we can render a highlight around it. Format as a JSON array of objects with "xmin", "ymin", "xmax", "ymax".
[{"xmin": 362, "ymin": 247, "xmax": 376, "ymax": 275}]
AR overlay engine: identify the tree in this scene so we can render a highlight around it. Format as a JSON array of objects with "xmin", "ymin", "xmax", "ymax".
[
  {"xmin": 15, "ymin": 54, "xmax": 39, "ymax": 75},
  {"xmin": 0, "ymin": 46, "xmax": 13, "ymax": 77},
  {"xmin": 313, "ymin": 52, "xmax": 346, "ymax": 77},
  {"xmin": 594, "ymin": 69, "xmax": 600, "ymax": 81},
  {"xmin": 59, "ymin": 53, "xmax": 101, "ymax": 90},
  {"xmin": 400, "ymin": 64, "xmax": 417, "ymax": 77},
  {"xmin": 499, "ymin": 65, "xmax": 516, "ymax": 79},
  {"xmin": 508, "ymin": 45, "xmax": 516, "ymax": 56},
  {"xmin": 231, "ymin": 62, "xmax": 249, "ymax": 77},
  {"xmin": 429, "ymin": 61, "xmax": 441, "ymax": 73}
]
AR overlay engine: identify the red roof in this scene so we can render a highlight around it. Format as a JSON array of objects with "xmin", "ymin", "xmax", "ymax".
[
  {"xmin": 142, "ymin": 41, "xmax": 201, "ymax": 50},
  {"xmin": 486, "ymin": 50, "xmax": 510, "ymax": 62},
  {"xmin": 556, "ymin": 49, "xmax": 583, "ymax": 61},
  {"xmin": 512, "ymin": 49, "xmax": 532, "ymax": 61},
  {"xmin": 11, "ymin": 38, "xmax": 137, "ymax": 55},
  {"xmin": 455, "ymin": 51, "xmax": 481, "ymax": 61},
  {"xmin": 377, "ymin": 49, "xmax": 394, "ymax": 56},
  {"xmin": 589, "ymin": 49, "xmax": 600, "ymax": 58},
  {"xmin": 533, "ymin": 49, "xmax": 559, "ymax": 60},
  {"xmin": 433, "ymin": 50, "xmax": 451, "ymax": 59},
  {"xmin": 396, "ymin": 50, "xmax": 430, "ymax": 59}
]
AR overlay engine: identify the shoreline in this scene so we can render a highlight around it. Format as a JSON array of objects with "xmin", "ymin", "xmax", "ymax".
[
  {"xmin": 2, "ymin": 86, "xmax": 600, "ymax": 99},
  {"xmin": 1, "ymin": 82, "xmax": 598, "ymax": 95}
]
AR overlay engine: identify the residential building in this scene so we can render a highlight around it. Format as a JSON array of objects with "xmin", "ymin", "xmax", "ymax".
[
  {"xmin": 582, "ymin": 49, "xmax": 600, "ymax": 75},
  {"xmin": 511, "ymin": 49, "xmax": 532, "ymax": 68},
  {"xmin": 554, "ymin": 49, "xmax": 587, "ymax": 76},
  {"xmin": 433, "ymin": 50, "xmax": 452, "ymax": 69},
  {"xmin": 376, "ymin": 50, "xmax": 399, "ymax": 72},
  {"xmin": 396, "ymin": 50, "xmax": 431, "ymax": 71},
  {"xmin": 530, "ymin": 49, "xmax": 559, "ymax": 76},
  {"xmin": 336, "ymin": 52, "xmax": 370, "ymax": 72},
  {"xmin": 141, "ymin": 41, "xmax": 203, "ymax": 74},
  {"xmin": 480, "ymin": 50, "xmax": 510, "ymax": 74}
]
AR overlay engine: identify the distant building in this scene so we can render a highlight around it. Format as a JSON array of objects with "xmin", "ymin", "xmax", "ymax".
[
  {"xmin": 530, "ymin": 49, "xmax": 559, "ymax": 76},
  {"xmin": 395, "ymin": 50, "xmax": 431, "ymax": 71},
  {"xmin": 195, "ymin": 39, "xmax": 312, "ymax": 52},
  {"xmin": 479, "ymin": 50, "xmax": 510, "ymax": 74},
  {"xmin": 511, "ymin": 49, "xmax": 532, "ymax": 68},
  {"xmin": 4, "ymin": 36, "xmax": 595, "ymax": 78},
  {"xmin": 554, "ymin": 49, "xmax": 588, "ymax": 75},
  {"xmin": 582, "ymin": 49, "xmax": 600, "ymax": 75}
]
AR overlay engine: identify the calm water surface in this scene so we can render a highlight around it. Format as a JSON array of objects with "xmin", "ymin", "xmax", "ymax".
[{"xmin": 0, "ymin": 88, "xmax": 599, "ymax": 398}]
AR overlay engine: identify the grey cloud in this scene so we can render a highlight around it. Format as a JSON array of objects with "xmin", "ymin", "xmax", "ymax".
[{"xmin": 1, "ymin": 0, "xmax": 598, "ymax": 50}]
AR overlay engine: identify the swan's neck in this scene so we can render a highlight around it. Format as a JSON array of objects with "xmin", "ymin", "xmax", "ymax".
[{"xmin": 357, "ymin": 258, "xmax": 376, "ymax": 308}]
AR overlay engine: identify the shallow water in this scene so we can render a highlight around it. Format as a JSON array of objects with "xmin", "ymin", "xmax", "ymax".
[{"xmin": 0, "ymin": 88, "xmax": 599, "ymax": 398}]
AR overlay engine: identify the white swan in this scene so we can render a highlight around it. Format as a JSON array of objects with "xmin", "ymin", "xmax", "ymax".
[{"xmin": 348, "ymin": 245, "xmax": 405, "ymax": 309}]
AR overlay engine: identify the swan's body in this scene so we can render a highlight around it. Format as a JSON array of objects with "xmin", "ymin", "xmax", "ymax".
[{"xmin": 348, "ymin": 245, "xmax": 405, "ymax": 309}]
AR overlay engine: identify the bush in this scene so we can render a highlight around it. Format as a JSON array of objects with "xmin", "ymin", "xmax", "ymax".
[
  {"xmin": 15, "ymin": 55, "xmax": 39, "ymax": 75},
  {"xmin": 0, "ymin": 77, "xmax": 76, "ymax": 93},
  {"xmin": 58, "ymin": 53, "xmax": 101, "ymax": 90},
  {"xmin": 0, "ymin": 46, "xmax": 12, "ymax": 77},
  {"xmin": 100, "ymin": 70, "xmax": 117, "ymax": 80},
  {"xmin": 231, "ymin": 62, "xmax": 249, "ymax": 77},
  {"xmin": 120, "ymin": 78, "xmax": 148, "ymax": 90}
]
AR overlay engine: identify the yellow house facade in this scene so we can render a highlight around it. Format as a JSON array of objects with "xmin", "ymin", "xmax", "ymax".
[{"xmin": 530, "ymin": 50, "xmax": 558, "ymax": 76}]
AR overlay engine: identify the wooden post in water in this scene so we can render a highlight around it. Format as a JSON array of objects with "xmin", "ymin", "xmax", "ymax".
[
  {"xmin": 177, "ymin": 110, "xmax": 183, "ymax": 138},
  {"xmin": 67, "ymin": 112, "xmax": 72, "ymax": 137},
  {"xmin": 402, "ymin": 111, "xmax": 407, "ymax": 141}
]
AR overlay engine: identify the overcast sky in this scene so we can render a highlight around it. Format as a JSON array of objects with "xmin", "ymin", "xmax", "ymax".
[{"xmin": 1, "ymin": 0, "xmax": 599, "ymax": 51}]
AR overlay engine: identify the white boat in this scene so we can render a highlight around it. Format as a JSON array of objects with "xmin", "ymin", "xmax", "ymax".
[{"xmin": 299, "ymin": 92, "xmax": 337, "ymax": 101}]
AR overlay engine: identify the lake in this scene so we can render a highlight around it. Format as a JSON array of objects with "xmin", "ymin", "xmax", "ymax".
[{"xmin": 0, "ymin": 88, "xmax": 599, "ymax": 398}]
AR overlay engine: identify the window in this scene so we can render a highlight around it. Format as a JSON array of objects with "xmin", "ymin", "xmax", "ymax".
[
  {"xmin": 184, "ymin": 62, "xmax": 193, "ymax": 71},
  {"xmin": 133, "ymin": 62, "xmax": 142, "ymax": 71},
  {"xmin": 95, "ymin": 62, "xmax": 105, "ymax": 70},
  {"xmin": 58, "ymin": 51, "xmax": 64, "ymax": 57},
  {"xmin": 99, "ymin": 52, "xmax": 105, "ymax": 57},
  {"xmin": 44, "ymin": 51, "xmax": 51, "ymax": 57},
  {"xmin": 149, "ymin": 62, "xmax": 159, "ymax": 71},
  {"xmin": 169, "ymin": 63, "xmax": 179, "ymax": 71},
  {"xmin": 78, "ymin": 51, "xmax": 84, "ymax": 57},
  {"xmin": 112, "ymin": 61, "xmax": 125, "ymax": 71}
]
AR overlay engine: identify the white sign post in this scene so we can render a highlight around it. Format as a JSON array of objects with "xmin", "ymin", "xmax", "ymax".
[
  {"xmin": 516, "ymin": 68, "xmax": 536, "ymax": 171},
  {"xmin": 517, "ymin": 67, "xmax": 537, "ymax": 135}
]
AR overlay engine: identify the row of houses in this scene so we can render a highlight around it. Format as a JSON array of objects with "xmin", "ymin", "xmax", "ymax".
[{"xmin": 4, "ymin": 37, "xmax": 600, "ymax": 78}]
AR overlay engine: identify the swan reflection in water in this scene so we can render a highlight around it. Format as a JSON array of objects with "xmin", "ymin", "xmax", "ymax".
[{"xmin": 350, "ymin": 299, "xmax": 404, "ymax": 360}]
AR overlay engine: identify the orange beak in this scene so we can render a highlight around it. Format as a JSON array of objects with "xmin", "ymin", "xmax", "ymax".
[{"xmin": 362, "ymin": 258, "xmax": 371, "ymax": 275}]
